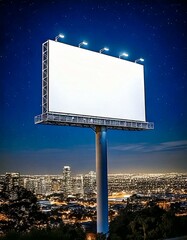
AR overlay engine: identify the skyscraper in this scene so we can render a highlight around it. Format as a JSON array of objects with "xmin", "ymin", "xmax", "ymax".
[
  {"xmin": 73, "ymin": 174, "xmax": 84, "ymax": 197},
  {"xmin": 84, "ymin": 171, "xmax": 96, "ymax": 197},
  {"xmin": 5, "ymin": 172, "xmax": 20, "ymax": 191},
  {"xmin": 62, "ymin": 166, "xmax": 72, "ymax": 197}
]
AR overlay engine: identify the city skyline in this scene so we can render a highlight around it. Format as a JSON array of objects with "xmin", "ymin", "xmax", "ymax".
[
  {"xmin": 1, "ymin": 169, "xmax": 186, "ymax": 176},
  {"xmin": 1, "ymin": 1, "xmax": 187, "ymax": 174},
  {"xmin": 1, "ymin": 170, "xmax": 186, "ymax": 197}
]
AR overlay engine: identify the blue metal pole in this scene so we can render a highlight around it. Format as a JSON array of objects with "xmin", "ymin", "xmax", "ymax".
[{"xmin": 96, "ymin": 126, "xmax": 108, "ymax": 235}]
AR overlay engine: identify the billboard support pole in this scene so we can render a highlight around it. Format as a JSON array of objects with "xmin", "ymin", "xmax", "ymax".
[{"xmin": 96, "ymin": 126, "xmax": 108, "ymax": 236}]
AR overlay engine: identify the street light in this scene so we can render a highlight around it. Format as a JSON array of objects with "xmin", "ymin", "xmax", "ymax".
[
  {"xmin": 135, "ymin": 58, "xmax": 144, "ymax": 63},
  {"xmin": 55, "ymin": 34, "xmax": 65, "ymax": 42},
  {"xmin": 119, "ymin": 52, "xmax": 129, "ymax": 59},
  {"xmin": 99, "ymin": 47, "xmax": 109, "ymax": 53},
  {"xmin": 78, "ymin": 41, "xmax": 88, "ymax": 48}
]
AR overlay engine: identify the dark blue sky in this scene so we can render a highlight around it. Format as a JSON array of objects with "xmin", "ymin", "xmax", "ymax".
[{"xmin": 1, "ymin": 0, "xmax": 187, "ymax": 174}]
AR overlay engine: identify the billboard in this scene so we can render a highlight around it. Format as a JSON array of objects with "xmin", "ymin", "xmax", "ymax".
[{"xmin": 46, "ymin": 40, "xmax": 146, "ymax": 122}]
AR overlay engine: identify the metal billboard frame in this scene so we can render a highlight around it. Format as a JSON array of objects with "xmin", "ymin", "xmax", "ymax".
[
  {"xmin": 35, "ymin": 40, "xmax": 154, "ymax": 131},
  {"xmin": 35, "ymin": 39, "xmax": 154, "ymax": 236},
  {"xmin": 35, "ymin": 112, "xmax": 153, "ymax": 130}
]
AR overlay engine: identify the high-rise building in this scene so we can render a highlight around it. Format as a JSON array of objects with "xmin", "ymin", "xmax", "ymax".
[
  {"xmin": 62, "ymin": 166, "xmax": 72, "ymax": 197},
  {"xmin": 51, "ymin": 178, "xmax": 61, "ymax": 192},
  {"xmin": 24, "ymin": 177, "xmax": 36, "ymax": 193},
  {"xmin": 0, "ymin": 175, "xmax": 5, "ymax": 192},
  {"xmin": 5, "ymin": 172, "xmax": 20, "ymax": 191},
  {"xmin": 73, "ymin": 174, "xmax": 84, "ymax": 197},
  {"xmin": 84, "ymin": 171, "xmax": 96, "ymax": 196}
]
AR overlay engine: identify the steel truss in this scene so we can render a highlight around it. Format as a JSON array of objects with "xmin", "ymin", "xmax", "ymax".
[
  {"xmin": 42, "ymin": 41, "xmax": 49, "ymax": 113},
  {"xmin": 35, "ymin": 112, "xmax": 154, "ymax": 130}
]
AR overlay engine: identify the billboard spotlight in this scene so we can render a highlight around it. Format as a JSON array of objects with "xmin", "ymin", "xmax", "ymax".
[
  {"xmin": 55, "ymin": 34, "xmax": 65, "ymax": 42},
  {"xmin": 78, "ymin": 41, "xmax": 88, "ymax": 48},
  {"xmin": 119, "ymin": 52, "xmax": 129, "ymax": 59},
  {"xmin": 99, "ymin": 47, "xmax": 109, "ymax": 53},
  {"xmin": 135, "ymin": 58, "xmax": 144, "ymax": 63}
]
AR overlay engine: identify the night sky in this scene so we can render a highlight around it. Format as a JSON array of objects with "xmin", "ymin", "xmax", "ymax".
[{"xmin": 1, "ymin": 0, "xmax": 187, "ymax": 175}]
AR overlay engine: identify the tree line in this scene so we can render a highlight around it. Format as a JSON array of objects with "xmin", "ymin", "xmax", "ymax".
[{"xmin": 0, "ymin": 186, "xmax": 187, "ymax": 239}]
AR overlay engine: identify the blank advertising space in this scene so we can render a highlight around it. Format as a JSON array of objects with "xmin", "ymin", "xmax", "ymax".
[{"xmin": 48, "ymin": 40, "xmax": 146, "ymax": 122}]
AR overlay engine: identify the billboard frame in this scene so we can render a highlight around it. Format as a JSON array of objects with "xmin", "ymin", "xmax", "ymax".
[
  {"xmin": 35, "ymin": 112, "xmax": 153, "ymax": 130},
  {"xmin": 35, "ymin": 40, "xmax": 154, "ymax": 130},
  {"xmin": 35, "ymin": 38, "xmax": 154, "ymax": 235}
]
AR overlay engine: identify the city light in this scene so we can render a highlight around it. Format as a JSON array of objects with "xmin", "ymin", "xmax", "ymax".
[
  {"xmin": 99, "ymin": 47, "xmax": 109, "ymax": 53},
  {"xmin": 135, "ymin": 58, "xmax": 144, "ymax": 63},
  {"xmin": 119, "ymin": 52, "xmax": 129, "ymax": 59},
  {"xmin": 55, "ymin": 34, "xmax": 65, "ymax": 42},
  {"xmin": 78, "ymin": 41, "xmax": 88, "ymax": 48},
  {"xmin": 1, "ymin": 170, "xmax": 186, "ymax": 236}
]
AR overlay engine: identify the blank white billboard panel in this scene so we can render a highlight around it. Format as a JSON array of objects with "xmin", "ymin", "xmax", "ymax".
[{"xmin": 48, "ymin": 40, "xmax": 146, "ymax": 122}]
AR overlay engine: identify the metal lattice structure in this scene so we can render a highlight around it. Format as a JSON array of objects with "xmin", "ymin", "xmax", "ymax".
[
  {"xmin": 35, "ymin": 112, "xmax": 154, "ymax": 130},
  {"xmin": 42, "ymin": 41, "xmax": 49, "ymax": 113}
]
